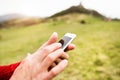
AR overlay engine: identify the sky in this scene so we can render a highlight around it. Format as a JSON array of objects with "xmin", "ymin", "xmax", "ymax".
[{"xmin": 0, "ymin": 0, "xmax": 120, "ymax": 18}]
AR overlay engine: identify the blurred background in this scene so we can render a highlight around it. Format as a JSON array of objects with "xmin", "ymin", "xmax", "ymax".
[{"xmin": 0, "ymin": 0, "xmax": 120, "ymax": 80}]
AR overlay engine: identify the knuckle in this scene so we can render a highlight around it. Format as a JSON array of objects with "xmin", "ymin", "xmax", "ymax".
[
  {"xmin": 47, "ymin": 54, "xmax": 54, "ymax": 62},
  {"xmin": 55, "ymin": 58, "xmax": 62, "ymax": 64},
  {"xmin": 64, "ymin": 52, "xmax": 69, "ymax": 58},
  {"xmin": 50, "ymin": 70, "xmax": 56, "ymax": 77},
  {"xmin": 52, "ymin": 43, "xmax": 61, "ymax": 49},
  {"xmin": 58, "ymin": 49, "xmax": 64, "ymax": 54},
  {"xmin": 43, "ymin": 47, "xmax": 50, "ymax": 53}
]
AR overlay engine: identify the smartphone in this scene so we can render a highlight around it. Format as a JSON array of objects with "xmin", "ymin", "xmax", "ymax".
[{"xmin": 58, "ymin": 33, "xmax": 76, "ymax": 50}]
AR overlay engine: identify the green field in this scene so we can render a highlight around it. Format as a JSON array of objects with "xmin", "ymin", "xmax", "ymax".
[{"xmin": 0, "ymin": 15, "xmax": 120, "ymax": 80}]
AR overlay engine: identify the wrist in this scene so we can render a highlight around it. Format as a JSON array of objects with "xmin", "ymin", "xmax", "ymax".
[{"xmin": 10, "ymin": 55, "xmax": 32, "ymax": 80}]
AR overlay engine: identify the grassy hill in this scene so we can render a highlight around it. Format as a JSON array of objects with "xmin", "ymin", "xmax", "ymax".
[{"xmin": 0, "ymin": 14, "xmax": 120, "ymax": 80}]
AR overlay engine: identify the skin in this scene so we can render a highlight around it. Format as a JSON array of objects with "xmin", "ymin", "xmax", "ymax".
[{"xmin": 10, "ymin": 32, "xmax": 75, "ymax": 80}]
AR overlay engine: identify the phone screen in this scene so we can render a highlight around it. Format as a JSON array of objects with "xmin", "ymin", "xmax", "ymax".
[{"xmin": 59, "ymin": 36, "xmax": 72, "ymax": 50}]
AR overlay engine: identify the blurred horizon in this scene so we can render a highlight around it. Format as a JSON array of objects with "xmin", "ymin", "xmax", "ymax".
[{"xmin": 0, "ymin": 0, "xmax": 120, "ymax": 18}]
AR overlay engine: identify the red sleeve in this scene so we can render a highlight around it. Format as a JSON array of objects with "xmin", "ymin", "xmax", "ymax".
[{"xmin": 0, "ymin": 62, "xmax": 21, "ymax": 80}]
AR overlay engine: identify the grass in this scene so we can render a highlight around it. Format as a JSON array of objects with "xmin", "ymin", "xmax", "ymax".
[{"xmin": 0, "ymin": 15, "xmax": 120, "ymax": 80}]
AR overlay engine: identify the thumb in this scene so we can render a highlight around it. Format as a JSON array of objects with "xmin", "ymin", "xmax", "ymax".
[
  {"xmin": 47, "ymin": 32, "xmax": 58, "ymax": 44},
  {"xmin": 42, "ymin": 32, "xmax": 58, "ymax": 47}
]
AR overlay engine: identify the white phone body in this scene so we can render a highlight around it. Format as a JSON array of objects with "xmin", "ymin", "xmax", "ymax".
[{"xmin": 59, "ymin": 33, "xmax": 76, "ymax": 50}]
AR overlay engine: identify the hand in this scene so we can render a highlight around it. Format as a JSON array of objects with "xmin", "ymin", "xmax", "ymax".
[{"xmin": 10, "ymin": 32, "xmax": 75, "ymax": 80}]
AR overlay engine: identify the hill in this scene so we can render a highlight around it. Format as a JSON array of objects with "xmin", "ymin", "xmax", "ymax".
[
  {"xmin": 50, "ymin": 4, "xmax": 105, "ymax": 19},
  {"xmin": 0, "ymin": 14, "xmax": 45, "ymax": 28},
  {"xmin": 0, "ymin": 13, "xmax": 24, "ymax": 23}
]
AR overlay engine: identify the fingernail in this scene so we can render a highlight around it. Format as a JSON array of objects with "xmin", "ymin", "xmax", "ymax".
[
  {"xmin": 63, "ymin": 59, "xmax": 68, "ymax": 63},
  {"xmin": 58, "ymin": 43, "xmax": 62, "ymax": 47},
  {"xmin": 53, "ymin": 32, "xmax": 57, "ymax": 35}
]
